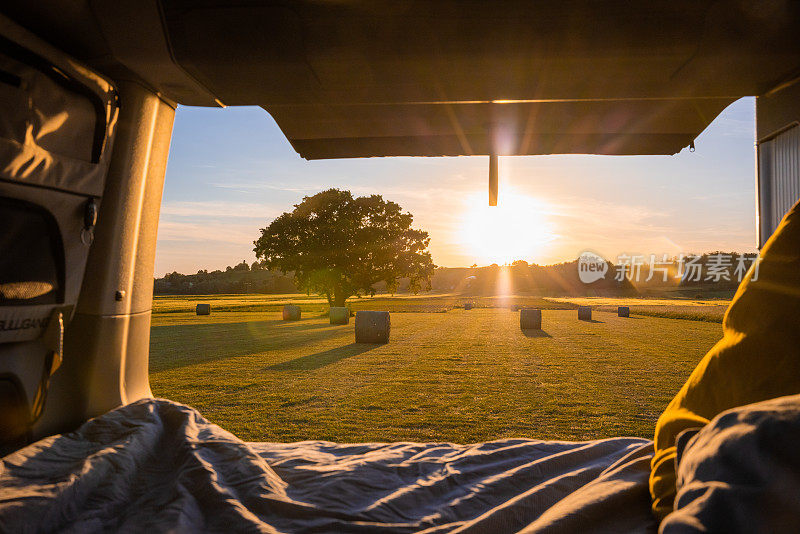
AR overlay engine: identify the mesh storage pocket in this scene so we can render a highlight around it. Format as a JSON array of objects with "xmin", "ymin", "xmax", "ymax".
[{"xmin": 0, "ymin": 198, "xmax": 63, "ymax": 305}]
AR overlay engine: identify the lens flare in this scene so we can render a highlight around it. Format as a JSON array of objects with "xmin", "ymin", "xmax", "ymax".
[{"xmin": 458, "ymin": 189, "xmax": 555, "ymax": 265}]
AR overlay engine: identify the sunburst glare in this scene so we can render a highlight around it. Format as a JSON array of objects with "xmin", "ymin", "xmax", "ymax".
[{"xmin": 458, "ymin": 189, "xmax": 556, "ymax": 266}]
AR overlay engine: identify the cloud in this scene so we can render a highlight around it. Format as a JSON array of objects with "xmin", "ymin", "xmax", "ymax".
[
  {"xmin": 210, "ymin": 182, "xmax": 326, "ymax": 194},
  {"xmin": 160, "ymin": 200, "xmax": 280, "ymax": 220},
  {"xmin": 157, "ymin": 220, "xmax": 261, "ymax": 244},
  {"xmin": 157, "ymin": 200, "xmax": 277, "ymax": 248},
  {"xmin": 209, "ymin": 181, "xmax": 471, "ymax": 203}
]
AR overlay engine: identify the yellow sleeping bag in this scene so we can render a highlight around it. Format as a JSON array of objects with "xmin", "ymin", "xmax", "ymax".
[{"xmin": 650, "ymin": 199, "xmax": 800, "ymax": 521}]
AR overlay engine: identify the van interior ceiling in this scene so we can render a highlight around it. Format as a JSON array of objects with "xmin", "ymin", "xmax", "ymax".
[{"xmin": 1, "ymin": 1, "xmax": 800, "ymax": 532}]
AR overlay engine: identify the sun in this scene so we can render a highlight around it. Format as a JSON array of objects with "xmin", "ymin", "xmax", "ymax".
[{"xmin": 458, "ymin": 190, "xmax": 555, "ymax": 265}]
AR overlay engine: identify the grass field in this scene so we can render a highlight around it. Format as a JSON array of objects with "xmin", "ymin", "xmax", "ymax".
[
  {"xmin": 545, "ymin": 297, "xmax": 732, "ymax": 323},
  {"xmin": 150, "ymin": 294, "xmax": 724, "ymax": 443},
  {"xmin": 153, "ymin": 294, "xmax": 580, "ymax": 315}
]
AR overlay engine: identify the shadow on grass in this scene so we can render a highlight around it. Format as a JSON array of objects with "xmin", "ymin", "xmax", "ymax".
[
  {"xmin": 522, "ymin": 329, "xmax": 552, "ymax": 338},
  {"xmin": 275, "ymin": 320, "xmax": 345, "ymax": 332},
  {"xmin": 267, "ymin": 343, "xmax": 377, "ymax": 371},
  {"xmin": 580, "ymin": 319, "xmax": 605, "ymax": 324},
  {"xmin": 149, "ymin": 319, "xmax": 347, "ymax": 373}
]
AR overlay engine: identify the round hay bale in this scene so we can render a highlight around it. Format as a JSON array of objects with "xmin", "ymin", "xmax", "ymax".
[
  {"xmin": 464, "ymin": 302, "xmax": 474, "ymax": 310},
  {"xmin": 618, "ymin": 306, "xmax": 630, "ymax": 318},
  {"xmin": 329, "ymin": 306, "xmax": 349, "ymax": 325},
  {"xmin": 577, "ymin": 306, "xmax": 592, "ymax": 321},
  {"xmin": 355, "ymin": 310, "xmax": 390, "ymax": 343},
  {"xmin": 195, "ymin": 303, "xmax": 211, "ymax": 316},
  {"xmin": 519, "ymin": 308, "xmax": 542, "ymax": 330},
  {"xmin": 282, "ymin": 304, "xmax": 301, "ymax": 321}
]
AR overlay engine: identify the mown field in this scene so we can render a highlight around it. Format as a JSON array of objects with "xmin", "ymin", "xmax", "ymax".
[
  {"xmin": 152, "ymin": 293, "xmax": 580, "ymax": 315},
  {"xmin": 150, "ymin": 294, "xmax": 725, "ymax": 443},
  {"xmin": 545, "ymin": 297, "xmax": 732, "ymax": 323}
]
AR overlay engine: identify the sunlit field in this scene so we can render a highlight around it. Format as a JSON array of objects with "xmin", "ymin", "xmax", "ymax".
[
  {"xmin": 153, "ymin": 294, "xmax": 579, "ymax": 315},
  {"xmin": 545, "ymin": 297, "xmax": 732, "ymax": 323},
  {"xmin": 149, "ymin": 294, "xmax": 723, "ymax": 442}
]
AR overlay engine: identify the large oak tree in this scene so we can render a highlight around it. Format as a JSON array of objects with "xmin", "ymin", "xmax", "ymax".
[{"xmin": 253, "ymin": 189, "xmax": 435, "ymax": 307}]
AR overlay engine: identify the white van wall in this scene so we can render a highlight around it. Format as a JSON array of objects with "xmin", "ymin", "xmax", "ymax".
[{"xmin": 35, "ymin": 82, "xmax": 174, "ymax": 439}]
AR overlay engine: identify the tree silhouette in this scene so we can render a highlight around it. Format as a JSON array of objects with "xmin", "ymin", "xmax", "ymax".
[{"xmin": 253, "ymin": 189, "xmax": 435, "ymax": 306}]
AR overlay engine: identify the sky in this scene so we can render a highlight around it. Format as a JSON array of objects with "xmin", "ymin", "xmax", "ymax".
[{"xmin": 155, "ymin": 98, "xmax": 757, "ymax": 276}]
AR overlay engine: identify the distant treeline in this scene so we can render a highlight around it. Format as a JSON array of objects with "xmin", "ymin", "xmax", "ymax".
[{"xmin": 155, "ymin": 253, "xmax": 754, "ymax": 297}]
